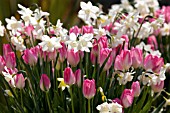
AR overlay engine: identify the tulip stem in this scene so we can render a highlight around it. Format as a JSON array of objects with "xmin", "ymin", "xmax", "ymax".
[
  {"xmin": 70, "ymin": 87, "xmax": 75, "ymax": 113},
  {"xmin": 20, "ymin": 89, "xmax": 23, "ymax": 108},
  {"xmin": 88, "ymin": 99, "xmax": 91, "ymax": 113},
  {"xmin": 46, "ymin": 92, "xmax": 52, "ymax": 113}
]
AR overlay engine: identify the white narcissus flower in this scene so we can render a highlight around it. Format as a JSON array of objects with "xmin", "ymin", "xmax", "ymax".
[
  {"xmin": 111, "ymin": 35, "xmax": 125, "ymax": 48},
  {"xmin": 96, "ymin": 102, "xmax": 123, "ymax": 113},
  {"xmin": 78, "ymin": 1, "xmax": 99, "ymax": 25},
  {"xmin": 161, "ymin": 23, "xmax": 170, "ymax": 36},
  {"xmin": 0, "ymin": 21, "xmax": 5, "ymax": 36},
  {"xmin": 77, "ymin": 33, "xmax": 93, "ymax": 52},
  {"xmin": 135, "ymin": 1, "xmax": 150, "ymax": 16},
  {"xmin": 11, "ymin": 36, "xmax": 26, "ymax": 51},
  {"xmin": 38, "ymin": 35, "xmax": 62, "ymax": 52},
  {"xmin": 18, "ymin": 4, "xmax": 33, "ymax": 26},
  {"xmin": 136, "ymin": 42, "xmax": 161, "ymax": 57},
  {"xmin": 96, "ymin": 102, "xmax": 110, "ymax": 113},
  {"xmin": 5, "ymin": 16, "xmax": 23, "ymax": 34},
  {"xmin": 121, "ymin": 0, "xmax": 134, "ymax": 11},
  {"xmin": 94, "ymin": 27, "xmax": 106, "ymax": 40},
  {"xmin": 109, "ymin": 102, "xmax": 123, "ymax": 113},
  {"xmin": 117, "ymin": 72, "xmax": 134, "ymax": 85},
  {"xmin": 66, "ymin": 33, "xmax": 79, "ymax": 51}
]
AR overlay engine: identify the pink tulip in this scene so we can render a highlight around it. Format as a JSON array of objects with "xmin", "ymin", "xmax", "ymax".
[
  {"xmin": 99, "ymin": 48, "xmax": 113, "ymax": 71},
  {"xmin": 47, "ymin": 49, "xmax": 57, "ymax": 62},
  {"xmin": 74, "ymin": 69, "xmax": 81, "ymax": 87},
  {"xmin": 22, "ymin": 47, "xmax": 38, "ymax": 66},
  {"xmin": 69, "ymin": 26, "xmax": 81, "ymax": 35},
  {"xmin": 58, "ymin": 42, "xmax": 67, "ymax": 62},
  {"xmin": 144, "ymin": 54, "xmax": 164, "ymax": 73},
  {"xmin": 131, "ymin": 81, "xmax": 140, "ymax": 97},
  {"xmin": 3, "ymin": 44, "xmax": 12, "ymax": 58},
  {"xmin": 121, "ymin": 35, "xmax": 129, "ymax": 50},
  {"xmin": 82, "ymin": 25, "xmax": 94, "ymax": 34},
  {"xmin": 121, "ymin": 89, "xmax": 134, "ymax": 108},
  {"xmin": 83, "ymin": 79, "xmax": 96, "ymax": 99},
  {"xmin": 5, "ymin": 52, "xmax": 16, "ymax": 69},
  {"xmin": 131, "ymin": 47, "xmax": 143, "ymax": 68},
  {"xmin": 64, "ymin": 67, "xmax": 75, "ymax": 85},
  {"xmin": 67, "ymin": 49, "xmax": 80, "ymax": 67},
  {"xmin": 0, "ymin": 56, "xmax": 5, "ymax": 73},
  {"xmin": 91, "ymin": 41, "xmax": 99, "ymax": 56},
  {"xmin": 90, "ymin": 52, "xmax": 97, "ymax": 65},
  {"xmin": 98, "ymin": 36, "xmax": 108, "ymax": 49},
  {"xmin": 40, "ymin": 74, "xmax": 51, "ymax": 91},
  {"xmin": 25, "ymin": 24, "xmax": 34, "ymax": 36},
  {"xmin": 112, "ymin": 98, "xmax": 122, "ymax": 105},
  {"xmin": 147, "ymin": 35, "xmax": 158, "ymax": 50},
  {"xmin": 114, "ymin": 50, "xmax": 132, "ymax": 71},
  {"xmin": 151, "ymin": 81, "xmax": 164, "ymax": 92},
  {"xmin": 15, "ymin": 73, "xmax": 25, "ymax": 89}
]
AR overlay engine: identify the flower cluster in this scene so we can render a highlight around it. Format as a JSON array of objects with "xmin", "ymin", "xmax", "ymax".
[{"xmin": 0, "ymin": 0, "xmax": 170, "ymax": 113}]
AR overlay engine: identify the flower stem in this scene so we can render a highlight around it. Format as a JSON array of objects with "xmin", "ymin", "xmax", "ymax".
[
  {"xmin": 88, "ymin": 99, "xmax": 91, "ymax": 113},
  {"xmin": 70, "ymin": 87, "xmax": 75, "ymax": 113},
  {"xmin": 20, "ymin": 89, "xmax": 23, "ymax": 108},
  {"xmin": 46, "ymin": 92, "xmax": 52, "ymax": 113}
]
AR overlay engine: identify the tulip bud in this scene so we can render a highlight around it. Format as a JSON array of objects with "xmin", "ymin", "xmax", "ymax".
[
  {"xmin": 25, "ymin": 24, "xmax": 34, "ymax": 36},
  {"xmin": 47, "ymin": 49, "xmax": 57, "ymax": 62},
  {"xmin": 74, "ymin": 69, "xmax": 81, "ymax": 87},
  {"xmin": 120, "ymin": 89, "xmax": 134, "ymax": 108},
  {"xmin": 0, "ymin": 56, "xmax": 5, "ymax": 73},
  {"xmin": 5, "ymin": 52, "xmax": 16, "ymax": 69},
  {"xmin": 131, "ymin": 81, "xmax": 140, "ymax": 97},
  {"xmin": 99, "ymin": 48, "xmax": 113, "ymax": 71},
  {"xmin": 40, "ymin": 74, "xmax": 51, "ymax": 91},
  {"xmin": 98, "ymin": 36, "xmax": 108, "ymax": 49},
  {"xmin": 64, "ymin": 67, "xmax": 75, "ymax": 85},
  {"xmin": 131, "ymin": 47, "xmax": 143, "ymax": 68},
  {"xmin": 147, "ymin": 35, "xmax": 158, "ymax": 50},
  {"xmin": 3, "ymin": 44, "xmax": 12, "ymax": 58},
  {"xmin": 67, "ymin": 49, "xmax": 80, "ymax": 67},
  {"xmin": 144, "ymin": 54, "xmax": 164, "ymax": 73},
  {"xmin": 69, "ymin": 26, "xmax": 81, "ymax": 35},
  {"xmin": 114, "ymin": 50, "xmax": 132, "ymax": 71},
  {"xmin": 82, "ymin": 25, "xmax": 94, "ymax": 34},
  {"xmin": 22, "ymin": 48, "xmax": 38, "ymax": 66},
  {"xmin": 83, "ymin": 79, "xmax": 96, "ymax": 99},
  {"xmin": 15, "ymin": 73, "xmax": 25, "ymax": 89},
  {"xmin": 58, "ymin": 42, "xmax": 67, "ymax": 62},
  {"xmin": 151, "ymin": 81, "xmax": 164, "ymax": 92}
]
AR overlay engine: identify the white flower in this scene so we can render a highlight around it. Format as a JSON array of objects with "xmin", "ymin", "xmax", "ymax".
[
  {"xmin": 94, "ymin": 27, "xmax": 106, "ymax": 40},
  {"xmin": 135, "ymin": 1, "xmax": 150, "ymax": 16},
  {"xmin": 11, "ymin": 36, "xmax": 26, "ymax": 51},
  {"xmin": 0, "ymin": 21, "xmax": 5, "ymax": 36},
  {"xmin": 136, "ymin": 42, "xmax": 161, "ymax": 57},
  {"xmin": 96, "ymin": 102, "xmax": 110, "ymax": 113},
  {"xmin": 38, "ymin": 35, "xmax": 62, "ymax": 52},
  {"xmin": 18, "ymin": 4, "xmax": 33, "ymax": 26},
  {"xmin": 138, "ymin": 71, "xmax": 153, "ymax": 86},
  {"xmin": 161, "ymin": 23, "xmax": 170, "ymax": 36},
  {"xmin": 66, "ymin": 33, "xmax": 79, "ymax": 51},
  {"xmin": 109, "ymin": 102, "xmax": 123, "ymax": 113},
  {"xmin": 121, "ymin": 0, "xmax": 134, "ymax": 11},
  {"xmin": 111, "ymin": 35, "xmax": 125, "ymax": 48},
  {"xmin": 117, "ymin": 72, "xmax": 134, "ymax": 85},
  {"xmin": 5, "ymin": 16, "xmax": 23, "ymax": 34},
  {"xmin": 77, "ymin": 33, "xmax": 93, "ymax": 52},
  {"xmin": 97, "ymin": 15, "xmax": 112, "ymax": 27},
  {"xmin": 96, "ymin": 102, "xmax": 123, "ymax": 113},
  {"xmin": 2, "ymin": 67, "xmax": 16, "ymax": 87},
  {"xmin": 78, "ymin": 1, "xmax": 99, "ymax": 25}
]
